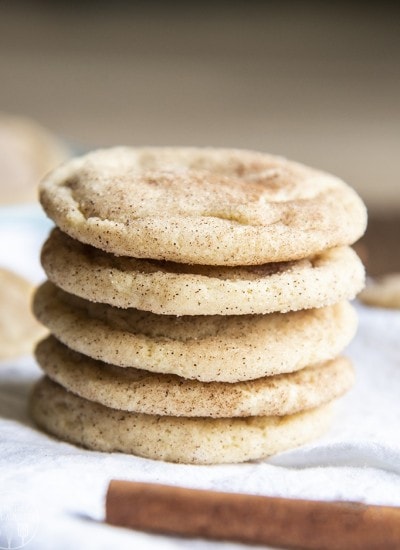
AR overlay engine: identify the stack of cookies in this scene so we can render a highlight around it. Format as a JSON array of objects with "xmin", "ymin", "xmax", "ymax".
[{"xmin": 30, "ymin": 147, "xmax": 367, "ymax": 464}]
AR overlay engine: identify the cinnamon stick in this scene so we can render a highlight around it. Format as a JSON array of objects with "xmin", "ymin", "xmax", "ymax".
[{"xmin": 105, "ymin": 480, "xmax": 400, "ymax": 549}]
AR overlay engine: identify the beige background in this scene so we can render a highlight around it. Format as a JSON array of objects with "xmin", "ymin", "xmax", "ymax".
[{"xmin": 1, "ymin": 3, "xmax": 399, "ymax": 214}]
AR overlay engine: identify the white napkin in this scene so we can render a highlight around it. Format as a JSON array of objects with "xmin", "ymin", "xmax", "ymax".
[{"xmin": 0, "ymin": 207, "xmax": 399, "ymax": 550}]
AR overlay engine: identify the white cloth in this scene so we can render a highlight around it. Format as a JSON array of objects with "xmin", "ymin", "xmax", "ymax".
[{"xmin": 0, "ymin": 206, "xmax": 399, "ymax": 550}]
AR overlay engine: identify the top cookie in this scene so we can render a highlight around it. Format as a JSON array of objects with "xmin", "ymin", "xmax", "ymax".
[{"xmin": 39, "ymin": 147, "xmax": 367, "ymax": 265}]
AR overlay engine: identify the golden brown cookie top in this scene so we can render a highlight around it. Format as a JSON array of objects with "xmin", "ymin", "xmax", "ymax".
[{"xmin": 39, "ymin": 147, "xmax": 367, "ymax": 265}]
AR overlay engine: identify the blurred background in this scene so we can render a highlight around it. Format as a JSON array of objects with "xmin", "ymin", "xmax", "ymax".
[{"xmin": 0, "ymin": 1, "xmax": 399, "ymax": 273}]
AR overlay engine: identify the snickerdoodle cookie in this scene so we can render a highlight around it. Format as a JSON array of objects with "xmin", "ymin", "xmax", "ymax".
[
  {"xmin": 359, "ymin": 274, "xmax": 400, "ymax": 309},
  {"xmin": 41, "ymin": 228, "xmax": 364, "ymax": 315},
  {"xmin": 39, "ymin": 147, "xmax": 367, "ymax": 265},
  {"xmin": 33, "ymin": 282, "xmax": 357, "ymax": 382},
  {"xmin": 36, "ymin": 336, "xmax": 354, "ymax": 418},
  {"xmin": 30, "ymin": 377, "xmax": 335, "ymax": 464},
  {"xmin": 0, "ymin": 267, "xmax": 46, "ymax": 360}
]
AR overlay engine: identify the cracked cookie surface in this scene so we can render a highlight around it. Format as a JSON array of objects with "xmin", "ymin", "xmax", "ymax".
[{"xmin": 39, "ymin": 147, "xmax": 367, "ymax": 265}]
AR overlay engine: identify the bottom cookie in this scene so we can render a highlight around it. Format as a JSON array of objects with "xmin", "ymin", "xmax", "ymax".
[{"xmin": 30, "ymin": 377, "xmax": 334, "ymax": 465}]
